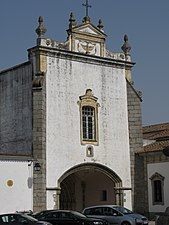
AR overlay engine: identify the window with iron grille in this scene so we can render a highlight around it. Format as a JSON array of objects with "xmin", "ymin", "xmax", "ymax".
[
  {"xmin": 82, "ymin": 106, "xmax": 95, "ymax": 140},
  {"xmin": 78, "ymin": 89, "xmax": 99, "ymax": 145}
]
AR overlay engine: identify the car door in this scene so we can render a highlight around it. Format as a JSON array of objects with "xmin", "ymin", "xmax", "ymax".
[
  {"xmin": 41, "ymin": 211, "xmax": 78, "ymax": 225},
  {"xmin": 102, "ymin": 207, "xmax": 124, "ymax": 225},
  {"xmin": 13, "ymin": 214, "xmax": 32, "ymax": 225},
  {"xmin": 58, "ymin": 212, "xmax": 79, "ymax": 225},
  {"xmin": 84, "ymin": 207, "xmax": 105, "ymax": 221},
  {"xmin": 41, "ymin": 212, "xmax": 60, "ymax": 225}
]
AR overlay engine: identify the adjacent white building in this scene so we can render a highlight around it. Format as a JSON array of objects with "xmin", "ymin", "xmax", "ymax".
[{"xmin": 136, "ymin": 123, "xmax": 169, "ymax": 219}]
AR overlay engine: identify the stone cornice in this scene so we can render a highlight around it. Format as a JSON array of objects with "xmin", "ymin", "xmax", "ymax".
[{"xmin": 28, "ymin": 45, "xmax": 135, "ymax": 69}]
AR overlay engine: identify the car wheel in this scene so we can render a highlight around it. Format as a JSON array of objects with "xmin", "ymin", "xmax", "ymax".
[{"xmin": 121, "ymin": 222, "xmax": 131, "ymax": 225}]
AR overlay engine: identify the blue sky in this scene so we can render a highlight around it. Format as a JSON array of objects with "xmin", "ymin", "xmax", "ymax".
[{"xmin": 0, "ymin": 0, "xmax": 168, "ymax": 126}]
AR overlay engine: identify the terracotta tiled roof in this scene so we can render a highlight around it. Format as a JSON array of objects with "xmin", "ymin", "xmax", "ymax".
[
  {"xmin": 143, "ymin": 140, "xmax": 169, "ymax": 153},
  {"xmin": 144, "ymin": 130, "xmax": 169, "ymax": 140},
  {"xmin": 140, "ymin": 122, "xmax": 169, "ymax": 154},
  {"xmin": 143, "ymin": 122, "xmax": 169, "ymax": 140},
  {"xmin": 143, "ymin": 122, "xmax": 169, "ymax": 133}
]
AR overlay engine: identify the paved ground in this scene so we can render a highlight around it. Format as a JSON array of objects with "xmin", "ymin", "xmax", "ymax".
[{"xmin": 149, "ymin": 221, "xmax": 155, "ymax": 225}]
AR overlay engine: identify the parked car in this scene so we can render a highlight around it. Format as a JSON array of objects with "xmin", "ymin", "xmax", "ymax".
[
  {"xmin": 32, "ymin": 210, "xmax": 56, "ymax": 220},
  {"xmin": 156, "ymin": 206, "xmax": 169, "ymax": 225},
  {"xmin": 82, "ymin": 205, "xmax": 148, "ymax": 225},
  {"xmin": 36, "ymin": 209, "xmax": 108, "ymax": 225},
  {"xmin": 0, "ymin": 213, "xmax": 52, "ymax": 225}
]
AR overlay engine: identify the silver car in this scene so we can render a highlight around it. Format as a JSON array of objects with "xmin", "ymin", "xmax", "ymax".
[{"xmin": 82, "ymin": 205, "xmax": 148, "ymax": 225}]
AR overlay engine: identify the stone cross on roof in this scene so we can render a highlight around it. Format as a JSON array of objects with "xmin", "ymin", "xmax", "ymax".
[{"xmin": 82, "ymin": 0, "xmax": 92, "ymax": 17}]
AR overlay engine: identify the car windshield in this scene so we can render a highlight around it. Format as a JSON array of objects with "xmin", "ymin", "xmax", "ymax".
[
  {"xmin": 19, "ymin": 214, "xmax": 38, "ymax": 221},
  {"xmin": 113, "ymin": 206, "xmax": 133, "ymax": 215},
  {"xmin": 71, "ymin": 211, "xmax": 87, "ymax": 218}
]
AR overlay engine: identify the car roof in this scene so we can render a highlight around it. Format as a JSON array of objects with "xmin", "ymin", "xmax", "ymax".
[
  {"xmin": 42, "ymin": 210, "xmax": 79, "ymax": 213},
  {"xmin": 84, "ymin": 205, "xmax": 119, "ymax": 209},
  {"xmin": 0, "ymin": 213, "xmax": 16, "ymax": 216},
  {"xmin": 33, "ymin": 210, "xmax": 57, "ymax": 214}
]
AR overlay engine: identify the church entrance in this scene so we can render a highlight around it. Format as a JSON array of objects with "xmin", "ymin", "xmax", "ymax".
[{"xmin": 58, "ymin": 163, "xmax": 122, "ymax": 212}]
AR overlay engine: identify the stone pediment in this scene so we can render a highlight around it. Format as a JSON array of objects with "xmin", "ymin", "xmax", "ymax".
[
  {"xmin": 72, "ymin": 23, "xmax": 106, "ymax": 38},
  {"xmin": 67, "ymin": 15, "xmax": 107, "ymax": 57}
]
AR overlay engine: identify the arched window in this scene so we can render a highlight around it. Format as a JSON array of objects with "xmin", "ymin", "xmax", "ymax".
[
  {"xmin": 150, "ymin": 172, "xmax": 164, "ymax": 205},
  {"xmin": 78, "ymin": 89, "xmax": 100, "ymax": 145}
]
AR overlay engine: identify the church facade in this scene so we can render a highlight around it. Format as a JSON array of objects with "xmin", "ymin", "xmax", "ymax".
[{"xmin": 0, "ymin": 14, "xmax": 143, "ymax": 213}]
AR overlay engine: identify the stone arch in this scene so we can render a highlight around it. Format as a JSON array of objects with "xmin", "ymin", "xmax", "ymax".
[
  {"xmin": 58, "ymin": 163, "xmax": 122, "ymax": 185},
  {"xmin": 57, "ymin": 163, "xmax": 123, "ymax": 211}
]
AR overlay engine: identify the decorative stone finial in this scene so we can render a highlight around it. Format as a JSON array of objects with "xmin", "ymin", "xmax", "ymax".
[
  {"xmin": 97, "ymin": 19, "xmax": 104, "ymax": 30},
  {"xmin": 86, "ymin": 89, "xmax": 93, "ymax": 96},
  {"xmin": 69, "ymin": 12, "xmax": 76, "ymax": 29},
  {"xmin": 82, "ymin": 16, "xmax": 91, "ymax": 23},
  {"xmin": 36, "ymin": 16, "xmax": 47, "ymax": 38},
  {"xmin": 121, "ymin": 34, "xmax": 131, "ymax": 55}
]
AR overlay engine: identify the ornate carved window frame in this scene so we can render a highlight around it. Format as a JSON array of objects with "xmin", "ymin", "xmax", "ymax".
[
  {"xmin": 78, "ymin": 89, "xmax": 100, "ymax": 145},
  {"xmin": 150, "ymin": 172, "xmax": 164, "ymax": 205}
]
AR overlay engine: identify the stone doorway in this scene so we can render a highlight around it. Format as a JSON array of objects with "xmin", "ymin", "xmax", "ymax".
[{"xmin": 58, "ymin": 163, "xmax": 122, "ymax": 212}]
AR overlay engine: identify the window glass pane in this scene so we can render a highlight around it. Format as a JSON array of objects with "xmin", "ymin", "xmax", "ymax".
[
  {"xmin": 82, "ymin": 106, "xmax": 95, "ymax": 140},
  {"xmin": 154, "ymin": 180, "xmax": 162, "ymax": 202},
  {"xmin": 88, "ymin": 117, "xmax": 93, "ymax": 139},
  {"xmin": 100, "ymin": 190, "xmax": 107, "ymax": 201},
  {"xmin": 83, "ymin": 117, "xmax": 87, "ymax": 139}
]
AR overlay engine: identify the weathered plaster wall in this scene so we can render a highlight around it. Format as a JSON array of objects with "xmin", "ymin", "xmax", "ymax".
[
  {"xmin": 46, "ymin": 53, "xmax": 132, "ymax": 209},
  {"xmin": 0, "ymin": 63, "xmax": 32, "ymax": 156}
]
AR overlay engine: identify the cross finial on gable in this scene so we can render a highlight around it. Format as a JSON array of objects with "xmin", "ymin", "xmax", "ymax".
[{"xmin": 82, "ymin": 0, "xmax": 92, "ymax": 17}]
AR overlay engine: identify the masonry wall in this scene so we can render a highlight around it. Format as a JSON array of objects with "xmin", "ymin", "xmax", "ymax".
[
  {"xmin": 32, "ymin": 73, "xmax": 46, "ymax": 211},
  {"xmin": 0, "ymin": 63, "xmax": 32, "ymax": 156},
  {"xmin": 127, "ymin": 81, "xmax": 143, "ymax": 212}
]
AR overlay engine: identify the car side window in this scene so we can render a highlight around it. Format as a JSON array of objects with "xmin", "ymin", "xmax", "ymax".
[
  {"xmin": 84, "ymin": 209, "xmax": 94, "ymax": 215},
  {"xmin": 103, "ymin": 207, "xmax": 120, "ymax": 216},
  {"xmin": 60, "ymin": 212, "xmax": 72, "ymax": 220},
  {"xmin": 17, "ymin": 215, "xmax": 28, "ymax": 223},
  {"xmin": 93, "ymin": 208, "xmax": 103, "ymax": 215},
  {"xmin": 85, "ymin": 208, "xmax": 101, "ymax": 215},
  {"xmin": 1, "ymin": 216, "xmax": 10, "ymax": 223},
  {"xmin": 47, "ymin": 212, "xmax": 59, "ymax": 219}
]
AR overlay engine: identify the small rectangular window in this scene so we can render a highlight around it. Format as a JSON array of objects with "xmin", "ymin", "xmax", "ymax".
[
  {"xmin": 100, "ymin": 190, "xmax": 107, "ymax": 201},
  {"xmin": 154, "ymin": 180, "xmax": 162, "ymax": 202}
]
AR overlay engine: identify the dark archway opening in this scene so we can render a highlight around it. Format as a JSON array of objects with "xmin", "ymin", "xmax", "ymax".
[{"xmin": 59, "ymin": 163, "xmax": 122, "ymax": 212}]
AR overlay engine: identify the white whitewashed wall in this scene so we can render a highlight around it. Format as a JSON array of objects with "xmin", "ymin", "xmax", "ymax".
[
  {"xmin": 46, "ymin": 55, "xmax": 131, "ymax": 209},
  {"xmin": 0, "ymin": 161, "xmax": 33, "ymax": 213}
]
